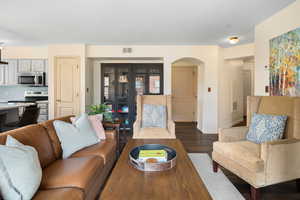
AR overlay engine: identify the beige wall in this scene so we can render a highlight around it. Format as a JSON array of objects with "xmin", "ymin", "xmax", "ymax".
[
  {"xmin": 223, "ymin": 43, "xmax": 254, "ymax": 60},
  {"xmin": 2, "ymin": 43, "xmax": 254, "ymax": 133},
  {"xmin": 218, "ymin": 57, "xmax": 254, "ymax": 128},
  {"xmin": 255, "ymin": 1, "xmax": 300, "ymax": 95},
  {"xmin": 2, "ymin": 46, "xmax": 48, "ymax": 59},
  {"xmin": 87, "ymin": 45, "xmax": 220, "ymax": 133}
]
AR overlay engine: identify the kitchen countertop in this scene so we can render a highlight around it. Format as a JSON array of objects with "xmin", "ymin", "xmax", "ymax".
[
  {"xmin": 0, "ymin": 103, "xmax": 36, "ymax": 111},
  {"xmin": 36, "ymin": 100, "xmax": 48, "ymax": 104},
  {"xmin": 7, "ymin": 97, "xmax": 48, "ymax": 103}
]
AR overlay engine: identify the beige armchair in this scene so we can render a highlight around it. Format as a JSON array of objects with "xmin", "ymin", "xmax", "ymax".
[
  {"xmin": 212, "ymin": 96, "xmax": 300, "ymax": 200},
  {"xmin": 133, "ymin": 95, "xmax": 176, "ymax": 139}
]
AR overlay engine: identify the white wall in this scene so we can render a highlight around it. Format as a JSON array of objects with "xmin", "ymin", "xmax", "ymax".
[
  {"xmin": 2, "ymin": 43, "xmax": 256, "ymax": 133},
  {"xmin": 218, "ymin": 56, "xmax": 254, "ymax": 128},
  {"xmin": 255, "ymin": 1, "xmax": 300, "ymax": 95},
  {"xmin": 219, "ymin": 59, "xmax": 244, "ymax": 128},
  {"xmin": 223, "ymin": 43, "xmax": 255, "ymax": 60},
  {"xmin": 87, "ymin": 45, "xmax": 220, "ymax": 133},
  {"xmin": 2, "ymin": 46, "xmax": 48, "ymax": 59}
]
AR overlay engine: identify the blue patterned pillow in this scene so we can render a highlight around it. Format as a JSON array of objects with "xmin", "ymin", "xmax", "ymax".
[
  {"xmin": 142, "ymin": 104, "xmax": 167, "ymax": 128},
  {"xmin": 246, "ymin": 113, "xmax": 288, "ymax": 144}
]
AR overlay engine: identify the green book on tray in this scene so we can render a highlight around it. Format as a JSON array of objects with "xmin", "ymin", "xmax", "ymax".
[{"xmin": 138, "ymin": 150, "xmax": 167, "ymax": 162}]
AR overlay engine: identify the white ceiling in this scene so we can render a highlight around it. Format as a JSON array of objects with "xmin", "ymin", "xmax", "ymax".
[{"xmin": 0, "ymin": 0, "xmax": 295, "ymax": 47}]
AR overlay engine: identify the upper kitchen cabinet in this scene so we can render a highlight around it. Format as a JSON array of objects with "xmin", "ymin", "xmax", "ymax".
[
  {"xmin": 0, "ymin": 59, "xmax": 48, "ymax": 86},
  {"xmin": 0, "ymin": 63, "xmax": 5, "ymax": 85},
  {"xmin": 5, "ymin": 59, "xmax": 18, "ymax": 85},
  {"xmin": 44, "ymin": 60, "xmax": 48, "ymax": 85},
  {"xmin": 0, "ymin": 59, "xmax": 18, "ymax": 85},
  {"xmin": 18, "ymin": 59, "xmax": 32, "ymax": 72},
  {"xmin": 32, "ymin": 59, "xmax": 45, "ymax": 72}
]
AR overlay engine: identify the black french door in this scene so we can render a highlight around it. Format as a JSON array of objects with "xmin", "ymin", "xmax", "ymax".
[{"xmin": 101, "ymin": 63, "xmax": 163, "ymax": 130}]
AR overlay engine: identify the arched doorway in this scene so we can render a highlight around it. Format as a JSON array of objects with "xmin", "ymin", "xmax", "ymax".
[{"xmin": 171, "ymin": 57, "xmax": 204, "ymax": 129}]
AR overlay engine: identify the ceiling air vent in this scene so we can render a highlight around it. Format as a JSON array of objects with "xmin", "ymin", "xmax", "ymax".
[{"xmin": 123, "ymin": 47, "xmax": 132, "ymax": 54}]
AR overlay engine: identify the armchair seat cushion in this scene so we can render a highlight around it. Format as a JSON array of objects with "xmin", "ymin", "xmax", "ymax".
[
  {"xmin": 213, "ymin": 141, "xmax": 264, "ymax": 172},
  {"xmin": 136, "ymin": 128, "xmax": 175, "ymax": 139}
]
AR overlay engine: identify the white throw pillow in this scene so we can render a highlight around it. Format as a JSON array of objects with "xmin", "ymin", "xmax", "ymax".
[
  {"xmin": 0, "ymin": 135, "xmax": 42, "ymax": 200},
  {"xmin": 70, "ymin": 114, "xmax": 106, "ymax": 140},
  {"xmin": 53, "ymin": 113, "xmax": 99, "ymax": 159}
]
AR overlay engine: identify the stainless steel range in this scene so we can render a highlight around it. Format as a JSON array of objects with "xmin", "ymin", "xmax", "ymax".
[{"xmin": 24, "ymin": 91, "xmax": 49, "ymax": 122}]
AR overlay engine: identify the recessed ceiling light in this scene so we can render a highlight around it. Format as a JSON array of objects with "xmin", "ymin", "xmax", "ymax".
[{"xmin": 228, "ymin": 36, "xmax": 239, "ymax": 44}]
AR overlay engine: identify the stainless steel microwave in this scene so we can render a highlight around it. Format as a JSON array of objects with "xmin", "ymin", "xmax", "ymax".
[{"xmin": 17, "ymin": 72, "xmax": 46, "ymax": 86}]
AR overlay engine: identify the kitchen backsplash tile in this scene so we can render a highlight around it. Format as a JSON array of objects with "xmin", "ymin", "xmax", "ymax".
[{"xmin": 0, "ymin": 85, "xmax": 48, "ymax": 102}]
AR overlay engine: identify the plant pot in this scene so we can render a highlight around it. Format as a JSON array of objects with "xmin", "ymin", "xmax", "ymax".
[{"xmin": 95, "ymin": 114, "xmax": 103, "ymax": 121}]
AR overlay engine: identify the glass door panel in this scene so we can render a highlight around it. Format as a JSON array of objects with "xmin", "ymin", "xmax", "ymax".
[
  {"xmin": 103, "ymin": 67, "xmax": 115, "ymax": 102},
  {"xmin": 149, "ymin": 75, "xmax": 160, "ymax": 94},
  {"xmin": 117, "ymin": 67, "xmax": 129, "ymax": 102},
  {"xmin": 135, "ymin": 75, "xmax": 146, "ymax": 95}
]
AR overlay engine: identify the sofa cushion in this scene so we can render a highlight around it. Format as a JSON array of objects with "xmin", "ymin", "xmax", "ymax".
[
  {"xmin": 41, "ymin": 156, "xmax": 104, "ymax": 195},
  {"xmin": 0, "ymin": 136, "xmax": 42, "ymax": 200},
  {"xmin": 33, "ymin": 188, "xmax": 84, "ymax": 200},
  {"xmin": 41, "ymin": 116, "xmax": 73, "ymax": 159},
  {"xmin": 71, "ymin": 115, "xmax": 106, "ymax": 140},
  {"xmin": 71, "ymin": 140, "xmax": 116, "ymax": 164},
  {"xmin": 213, "ymin": 141, "xmax": 264, "ymax": 172},
  {"xmin": 137, "ymin": 128, "xmax": 171, "ymax": 139},
  {"xmin": 53, "ymin": 114, "xmax": 99, "ymax": 159},
  {"xmin": 0, "ymin": 124, "xmax": 56, "ymax": 168}
]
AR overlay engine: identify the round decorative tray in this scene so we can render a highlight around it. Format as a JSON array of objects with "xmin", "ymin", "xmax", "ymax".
[{"xmin": 129, "ymin": 144, "xmax": 177, "ymax": 172}]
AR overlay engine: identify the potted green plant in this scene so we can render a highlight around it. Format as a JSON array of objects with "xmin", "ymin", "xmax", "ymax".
[{"xmin": 88, "ymin": 104, "xmax": 110, "ymax": 121}]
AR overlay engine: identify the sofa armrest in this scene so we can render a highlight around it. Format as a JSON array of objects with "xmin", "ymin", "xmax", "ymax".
[
  {"xmin": 261, "ymin": 139, "xmax": 300, "ymax": 183},
  {"xmin": 218, "ymin": 126, "xmax": 248, "ymax": 142},
  {"xmin": 105, "ymin": 130, "xmax": 117, "ymax": 140}
]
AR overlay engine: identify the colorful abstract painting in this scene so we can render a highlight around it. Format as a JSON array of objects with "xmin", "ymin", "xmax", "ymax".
[{"xmin": 269, "ymin": 27, "xmax": 300, "ymax": 96}]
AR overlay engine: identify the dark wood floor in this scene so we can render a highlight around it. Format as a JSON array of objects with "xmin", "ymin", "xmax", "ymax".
[{"xmin": 175, "ymin": 122, "xmax": 300, "ymax": 200}]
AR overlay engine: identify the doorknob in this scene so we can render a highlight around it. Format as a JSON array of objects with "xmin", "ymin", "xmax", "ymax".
[{"xmin": 56, "ymin": 100, "xmax": 61, "ymax": 102}]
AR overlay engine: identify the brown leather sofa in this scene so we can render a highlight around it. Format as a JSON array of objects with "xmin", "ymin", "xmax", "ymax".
[{"xmin": 0, "ymin": 116, "xmax": 117, "ymax": 200}]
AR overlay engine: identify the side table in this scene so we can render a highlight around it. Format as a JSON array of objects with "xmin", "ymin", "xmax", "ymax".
[{"xmin": 102, "ymin": 120, "xmax": 128, "ymax": 157}]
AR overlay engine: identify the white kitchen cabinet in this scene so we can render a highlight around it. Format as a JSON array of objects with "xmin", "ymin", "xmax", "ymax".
[
  {"xmin": 0, "ymin": 59, "xmax": 48, "ymax": 85},
  {"xmin": 18, "ymin": 59, "xmax": 31, "ymax": 72},
  {"xmin": 0, "ymin": 64, "xmax": 5, "ymax": 85},
  {"xmin": 44, "ymin": 60, "xmax": 48, "ymax": 85},
  {"xmin": 32, "ymin": 59, "xmax": 45, "ymax": 72},
  {"xmin": 5, "ymin": 59, "xmax": 18, "ymax": 85}
]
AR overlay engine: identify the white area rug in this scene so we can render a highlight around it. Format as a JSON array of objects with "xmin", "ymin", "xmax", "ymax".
[{"xmin": 188, "ymin": 153, "xmax": 245, "ymax": 200}]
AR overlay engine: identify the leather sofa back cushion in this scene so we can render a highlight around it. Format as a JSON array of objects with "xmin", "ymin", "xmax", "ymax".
[
  {"xmin": 41, "ymin": 116, "xmax": 73, "ymax": 159},
  {"xmin": 0, "ymin": 124, "xmax": 56, "ymax": 168}
]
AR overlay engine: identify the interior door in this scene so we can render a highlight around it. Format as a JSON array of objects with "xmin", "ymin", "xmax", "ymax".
[
  {"xmin": 55, "ymin": 57, "xmax": 80, "ymax": 117},
  {"xmin": 172, "ymin": 66, "xmax": 197, "ymax": 122}
]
